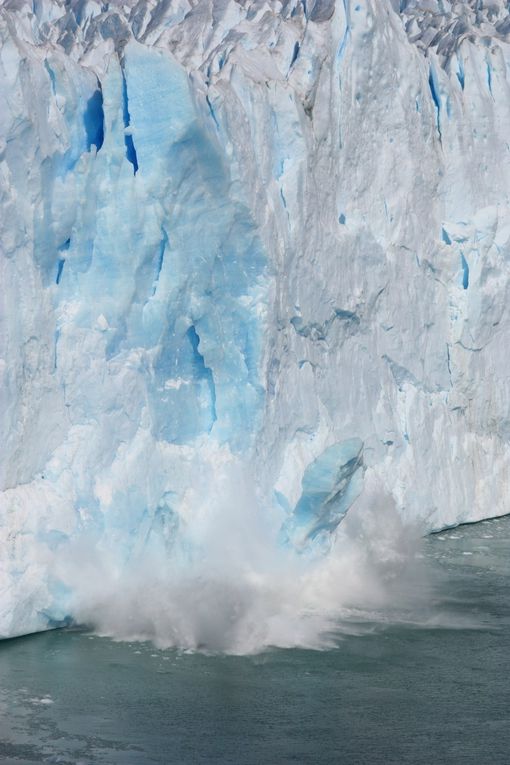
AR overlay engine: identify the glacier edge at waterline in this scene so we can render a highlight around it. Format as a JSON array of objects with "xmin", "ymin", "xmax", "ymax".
[{"xmin": 1, "ymin": 0, "xmax": 510, "ymax": 646}]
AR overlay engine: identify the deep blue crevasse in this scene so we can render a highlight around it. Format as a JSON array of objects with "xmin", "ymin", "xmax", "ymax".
[
  {"xmin": 461, "ymin": 254, "xmax": 469, "ymax": 289},
  {"xmin": 84, "ymin": 88, "xmax": 104, "ymax": 152},
  {"xmin": 122, "ymin": 73, "xmax": 139, "ymax": 173},
  {"xmin": 428, "ymin": 66, "xmax": 442, "ymax": 139}
]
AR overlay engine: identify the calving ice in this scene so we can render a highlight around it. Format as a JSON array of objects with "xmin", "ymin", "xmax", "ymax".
[{"xmin": 1, "ymin": 0, "xmax": 510, "ymax": 648}]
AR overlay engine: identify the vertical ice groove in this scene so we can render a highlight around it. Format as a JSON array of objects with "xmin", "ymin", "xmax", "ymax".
[
  {"xmin": 83, "ymin": 86, "xmax": 104, "ymax": 152},
  {"xmin": 428, "ymin": 64, "xmax": 442, "ymax": 141},
  {"xmin": 290, "ymin": 41, "xmax": 300, "ymax": 68},
  {"xmin": 121, "ymin": 71, "xmax": 139, "ymax": 173},
  {"xmin": 151, "ymin": 227, "xmax": 168, "ymax": 296},
  {"xmin": 206, "ymin": 95, "xmax": 220, "ymax": 129},
  {"xmin": 336, "ymin": 0, "xmax": 351, "ymax": 62},
  {"xmin": 44, "ymin": 59, "xmax": 56, "ymax": 94},
  {"xmin": 456, "ymin": 54, "xmax": 465, "ymax": 90},
  {"xmin": 461, "ymin": 253, "xmax": 469, "ymax": 289},
  {"xmin": 486, "ymin": 57, "xmax": 493, "ymax": 97},
  {"xmin": 55, "ymin": 258, "xmax": 65, "ymax": 284},
  {"xmin": 187, "ymin": 325, "xmax": 217, "ymax": 429}
]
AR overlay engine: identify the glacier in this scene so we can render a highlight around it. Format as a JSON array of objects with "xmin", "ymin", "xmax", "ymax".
[{"xmin": 1, "ymin": 0, "xmax": 510, "ymax": 649}]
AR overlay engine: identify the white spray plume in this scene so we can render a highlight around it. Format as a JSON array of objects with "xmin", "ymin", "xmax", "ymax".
[{"xmin": 54, "ymin": 464, "xmax": 433, "ymax": 654}]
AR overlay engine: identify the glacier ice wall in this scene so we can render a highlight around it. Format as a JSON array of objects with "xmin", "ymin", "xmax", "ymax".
[{"xmin": 2, "ymin": 0, "xmax": 510, "ymax": 643}]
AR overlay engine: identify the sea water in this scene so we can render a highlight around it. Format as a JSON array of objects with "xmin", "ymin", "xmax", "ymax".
[{"xmin": 0, "ymin": 516, "xmax": 508, "ymax": 765}]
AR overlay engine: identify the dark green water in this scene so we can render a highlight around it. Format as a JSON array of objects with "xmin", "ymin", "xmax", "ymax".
[{"xmin": 0, "ymin": 516, "xmax": 508, "ymax": 765}]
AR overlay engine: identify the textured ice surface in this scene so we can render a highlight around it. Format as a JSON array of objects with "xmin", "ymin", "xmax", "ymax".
[
  {"xmin": 2, "ymin": 0, "xmax": 510, "ymax": 641},
  {"xmin": 280, "ymin": 438, "xmax": 364, "ymax": 549}
]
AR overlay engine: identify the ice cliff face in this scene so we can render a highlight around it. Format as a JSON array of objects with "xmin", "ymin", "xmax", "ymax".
[{"xmin": 2, "ymin": 0, "xmax": 510, "ymax": 642}]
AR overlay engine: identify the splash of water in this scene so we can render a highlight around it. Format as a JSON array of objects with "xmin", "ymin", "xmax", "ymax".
[{"xmin": 54, "ymin": 465, "xmax": 434, "ymax": 654}]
